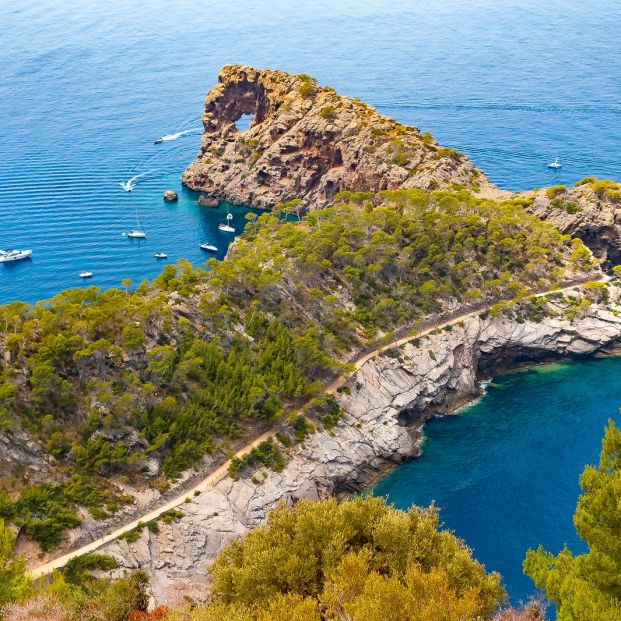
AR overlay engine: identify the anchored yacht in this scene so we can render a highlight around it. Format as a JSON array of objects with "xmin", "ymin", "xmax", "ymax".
[
  {"xmin": 548, "ymin": 157, "xmax": 562, "ymax": 169},
  {"xmin": 0, "ymin": 249, "xmax": 32, "ymax": 263},
  {"xmin": 200, "ymin": 243, "xmax": 218, "ymax": 252},
  {"xmin": 218, "ymin": 210, "xmax": 235, "ymax": 233}
]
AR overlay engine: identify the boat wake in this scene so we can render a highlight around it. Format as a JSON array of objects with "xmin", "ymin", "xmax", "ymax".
[
  {"xmin": 154, "ymin": 127, "xmax": 202, "ymax": 144},
  {"xmin": 119, "ymin": 169, "xmax": 157, "ymax": 192}
]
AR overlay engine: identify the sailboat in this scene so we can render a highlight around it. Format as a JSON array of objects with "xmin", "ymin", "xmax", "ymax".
[
  {"xmin": 548, "ymin": 156, "xmax": 562, "ymax": 169},
  {"xmin": 127, "ymin": 204, "xmax": 146, "ymax": 238},
  {"xmin": 218, "ymin": 209, "xmax": 235, "ymax": 233}
]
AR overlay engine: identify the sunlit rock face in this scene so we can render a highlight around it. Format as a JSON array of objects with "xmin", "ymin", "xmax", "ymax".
[{"xmin": 182, "ymin": 65, "xmax": 494, "ymax": 210}]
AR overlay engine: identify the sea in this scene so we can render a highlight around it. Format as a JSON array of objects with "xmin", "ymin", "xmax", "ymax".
[
  {"xmin": 3, "ymin": 0, "xmax": 621, "ymax": 607},
  {"xmin": 372, "ymin": 358, "xmax": 621, "ymax": 606}
]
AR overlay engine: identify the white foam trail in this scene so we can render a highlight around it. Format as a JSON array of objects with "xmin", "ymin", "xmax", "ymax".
[
  {"xmin": 118, "ymin": 169, "xmax": 157, "ymax": 192},
  {"xmin": 156, "ymin": 127, "xmax": 202, "ymax": 142}
]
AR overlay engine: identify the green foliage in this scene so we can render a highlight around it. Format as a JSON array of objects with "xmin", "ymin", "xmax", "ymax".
[
  {"xmin": 546, "ymin": 185, "xmax": 566, "ymax": 199},
  {"xmin": 204, "ymin": 497, "xmax": 504, "ymax": 620},
  {"xmin": 319, "ymin": 105, "xmax": 337, "ymax": 120},
  {"xmin": 524, "ymin": 419, "xmax": 621, "ymax": 620},
  {"xmin": 0, "ymin": 518, "xmax": 32, "ymax": 607},
  {"xmin": 0, "ymin": 187, "xmax": 593, "ymax": 548},
  {"xmin": 309, "ymin": 395, "xmax": 343, "ymax": 430},
  {"xmin": 228, "ymin": 438, "xmax": 285, "ymax": 479},
  {"xmin": 575, "ymin": 176, "xmax": 598, "ymax": 186},
  {"xmin": 64, "ymin": 553, "xmax": 118, "ymax": 584}
]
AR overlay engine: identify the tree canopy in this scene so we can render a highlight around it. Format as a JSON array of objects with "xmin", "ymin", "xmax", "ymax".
[{"xmin": 524, "ymin": 419, "xmax": 621, "ymax": 620}]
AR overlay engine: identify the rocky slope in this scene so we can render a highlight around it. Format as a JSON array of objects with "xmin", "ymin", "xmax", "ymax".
[
  {"xmin": 182, "ymin": 65, "xmax": 497, "ymax": 209},
  {"xmin": 100, "ymin": 284, "xmax": 621, "ymax": 603},
  {"xmin": 522, "ymin": 181, "xmax": 621, "ymax": 266}
]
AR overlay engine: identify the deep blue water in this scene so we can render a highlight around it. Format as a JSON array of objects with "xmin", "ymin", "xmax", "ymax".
[
  {"xmin": 2, "ymin": 0, "xmax": 621, "ymax": 304},
  {"xmin": 372, "ymin": 357, "xmax": 621, "ymax": 606}
]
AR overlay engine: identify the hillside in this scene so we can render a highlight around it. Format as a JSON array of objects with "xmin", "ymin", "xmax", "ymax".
[{"xmin": 0, "ymin": 188, "xmax": 596, "ymax": 558}]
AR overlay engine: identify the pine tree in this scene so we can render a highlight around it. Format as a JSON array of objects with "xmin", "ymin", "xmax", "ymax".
[{"xmin": 523, "ymin": 419, "xmax": 621, "ymax": 620}]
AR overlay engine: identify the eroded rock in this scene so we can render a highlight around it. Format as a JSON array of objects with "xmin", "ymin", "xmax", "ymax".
[{"xmin": 182, "ymin": 65, "xmax": 497, "ymax": 210}]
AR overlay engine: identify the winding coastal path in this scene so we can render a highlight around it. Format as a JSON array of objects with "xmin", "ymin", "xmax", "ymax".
[{"xmin": 29, "ymin": 278, "xmax": 602, "ymax": 579}]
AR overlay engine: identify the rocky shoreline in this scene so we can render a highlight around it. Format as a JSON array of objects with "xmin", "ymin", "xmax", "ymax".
[{"xmin": 99, "ymin": 284, "xmax": 621, "ymax": 604}]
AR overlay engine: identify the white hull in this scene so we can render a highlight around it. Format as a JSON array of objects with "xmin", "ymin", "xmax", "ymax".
[
  {"xmin": 0, "ymin": 249, "xmax": 32, "ymax": 263},
  {"xmin": 200, "ymin": 244, "xmax": 218, "ymax": 252},
  {"xmin": 218, "ymin": 225, "xmax": 235, "ymax": 233},
  {"xmin": 127, "ymin": 231, "xmax": 146, "ymax": 239}
]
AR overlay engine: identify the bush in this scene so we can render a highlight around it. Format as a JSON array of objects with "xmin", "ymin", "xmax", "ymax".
[{"xmin": 207, "ymin": 497, "xmax": 504, "ymax": 619}]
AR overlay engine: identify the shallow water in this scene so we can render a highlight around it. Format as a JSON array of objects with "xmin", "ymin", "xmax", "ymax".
[
  {"xmin": 372, "ymin": 357, "xmax": 621, "ymax": 605},
  {"xmin": 2, "ymin": 0, "xmax": 621, "ymax": 303}
]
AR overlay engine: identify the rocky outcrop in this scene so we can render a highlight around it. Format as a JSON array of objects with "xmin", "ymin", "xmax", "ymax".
[
  {"xmin": 163, "ymin": 190, "xmax": 178, "ymax": 202},
  {"xmin": 100, "ymin": 285, "xmax": 621, "ymax": 603},
  {"xmin": 182, "ymin": 65, "xmax": 497, "ymax": 209},
  {"xmin": 522, "ymin": 184, "xmax": 621, "ymax": 266}
]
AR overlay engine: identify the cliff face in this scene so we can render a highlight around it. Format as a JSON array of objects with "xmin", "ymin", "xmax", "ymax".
[
  {"xmin": 524, "ymin": 184, "xmax": 621, "ymax": 266},
  {"xmin": 182, "ymin": 65, "xmax": 497, "ymax": 209},
  {"xmin": 100, "ymin": 286, "xmax": 621, "ymax": 603}
]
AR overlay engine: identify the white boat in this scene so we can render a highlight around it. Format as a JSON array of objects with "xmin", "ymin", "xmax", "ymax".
[
  {"xmin": 218, "ymin": 209, "xmax": 235, "ymax": 233},
  {"xmin": 126, "ymin": 204, "xmax": 146, "ymax": 238},
  {"xmin": 200, "ymin": 243, "xmax": 218, "ymax": 252},
  {"xmin": 154, "ymin": 251, "xmax": 167, "ymax": 259},
  {"xmin": 548, "ymin": 157, "xmax": 562, "ymax": 169},
  {"xmin": 79, "ymin": 270, "xmax": 93, "ymax": 278},
  {"xmin": 0, "ymin": 249, "xmax": 32, "ymax": 263}
]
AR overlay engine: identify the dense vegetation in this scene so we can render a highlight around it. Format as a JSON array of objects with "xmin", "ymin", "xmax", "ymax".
[
  {"xmin": 1, "ymin": 497, "xmax": 505, "ymax": 620},
  {"xmin": 0, "ymin": 189, "xmax": 594, "ymax": 550},
  {"xmin": 524, "ymin": 419, "xmax": 621, "ymax": 620},
  {"xmin": 4, "ymin": 417, "xmax": 620, "ymax": 620}
]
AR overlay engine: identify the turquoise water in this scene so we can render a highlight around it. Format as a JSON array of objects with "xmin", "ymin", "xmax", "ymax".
[
  {"xmin": 2, "ymin": 0, "xmax": 621, "ymax": 303},
  {"xmin": 372, "ymin": 357, "xmax": 621, "ymax": 606}
]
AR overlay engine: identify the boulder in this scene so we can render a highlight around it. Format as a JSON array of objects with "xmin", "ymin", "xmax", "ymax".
[
  {"xmin": 197, "ymin": 195, "xmax": 219, "ymax": 207},
  {"xmin": 163, "ymin": 190, "xmax": 178, "ymax": 202}
]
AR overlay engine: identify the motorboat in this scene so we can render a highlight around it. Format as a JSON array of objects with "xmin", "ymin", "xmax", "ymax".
[
  {"xmin": 0, "ymin": 249, "xmax": 32, "ymax": 263},
  {"xmin": 79, "ymin": 270, "xmax": 93, "ymax": 278},
  {"xmin": 200, "ymin": 243, "xmax": 218, "ymax": 252},
  {"xmin": 154, "ymin": 251, "xmax": 167, "ymax": 259},
  {"xmin": 154, "ymin": 137, "xmax": 163, "ymax": 144},
  {"xmin": 548, "ymin": 157, "xmax": 562, "ymax": 169}
]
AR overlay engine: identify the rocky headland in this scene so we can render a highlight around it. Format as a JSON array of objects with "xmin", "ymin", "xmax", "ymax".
[
  {"xmin": 100, "ymin": 285, "xmax": 621, "ymax": 602},
  {"xmin": 183, "ymin": 65, "xmax": 621, "ymax": 263},
  {"xmin": 181, "ymin": 65, "xmax": 498, "ymax": 210},
  {"xmin": 8, "ymin": 65, "xmax": 621, "ymax": 610}
]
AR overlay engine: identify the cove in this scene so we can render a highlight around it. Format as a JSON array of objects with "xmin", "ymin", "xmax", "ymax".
[{"xmin": 371, "ymin": 355, "xmax": 621, "ymax": 606}]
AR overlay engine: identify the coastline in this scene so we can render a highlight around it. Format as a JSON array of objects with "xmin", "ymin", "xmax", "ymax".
[{"xmin": 92, "ymin": 284, "xmax": 621, "ymax": 603}]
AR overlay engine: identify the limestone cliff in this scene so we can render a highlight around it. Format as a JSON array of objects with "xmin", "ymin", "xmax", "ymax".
[
  {"xmin": 101, "ymin": 284, "xmax": 621, "ymax": 603},
  {"xmin": 523, "ymin": 183, "xmax": 621, "ymax": 266},
  {"xmin": 182, "ymin": 65, "xmax": 496, "ymax": 209}
]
